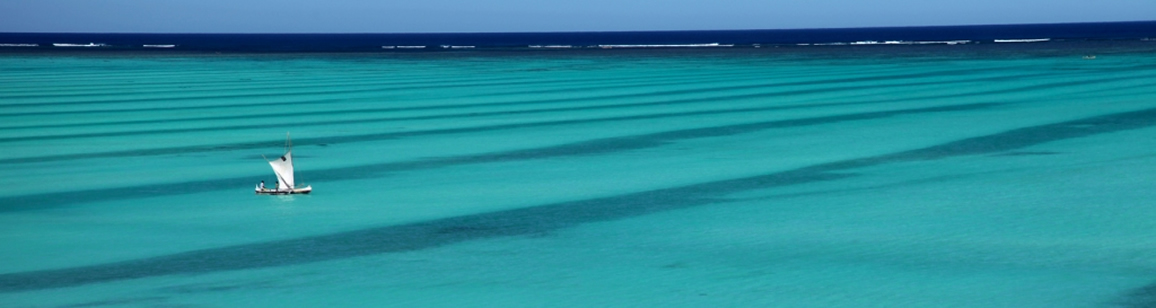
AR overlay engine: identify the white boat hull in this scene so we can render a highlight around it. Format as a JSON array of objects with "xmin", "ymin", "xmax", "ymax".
[{"xmin": 255, "ymin": 185, "xmax": 312, "ymax": 195}]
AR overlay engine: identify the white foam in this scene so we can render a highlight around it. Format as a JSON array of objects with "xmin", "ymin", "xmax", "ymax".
[
  {"xmin": 0, "ymin": 43, "xmax": 38, "ymax": 47},
  {"xmin": 142, "ymin": 44, "xmax": 175, "ymax": 48},
  {"xmin": 596, "ymin": 43, "xmax": 733, "ymax": 49},
  {"xmin": 52, "ymin": 43, "xmax": 106, "ymax": 47},
  {"xmin": 808, "ymin": 40, "xmax": 971, "ymax": 46},
  {"xmin": 908, "ymin": 40, "xmax": 971, "ymax": 45},
  {"xmin": 396, "ymin": 46, "xmax": 426, "ymax": 49},
  {"xmin": 994, "ymin": 38, "xmax": 1050, "ymax": 43},
  {"xmin": 529, "ymin": 45, "xmax": 573, "ymax": 48}
]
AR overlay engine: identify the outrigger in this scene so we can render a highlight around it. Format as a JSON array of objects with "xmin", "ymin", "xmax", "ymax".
[{"xmin": 256, "ymin": 133, "xmax": 313, "ymax": 195}]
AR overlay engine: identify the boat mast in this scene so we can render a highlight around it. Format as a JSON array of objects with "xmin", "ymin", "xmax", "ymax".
[{"xmin": 286, "ymin": 132, "xmax": 294, "ymax": 190}]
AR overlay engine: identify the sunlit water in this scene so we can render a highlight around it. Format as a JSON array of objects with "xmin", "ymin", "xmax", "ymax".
[{"xmin": 3, "ymin": 44, "xmax": 1156, "ymax": 307}]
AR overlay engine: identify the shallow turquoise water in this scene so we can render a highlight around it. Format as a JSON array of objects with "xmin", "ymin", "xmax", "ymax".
[{"xmin": 3, "ymin": 44, "xmax": 1156, "ymax": 307}]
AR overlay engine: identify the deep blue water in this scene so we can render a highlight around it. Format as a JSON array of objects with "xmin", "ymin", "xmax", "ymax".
[{"xmin": 0, "ymin": 21, "xmax": 1153, "ymax": 52}]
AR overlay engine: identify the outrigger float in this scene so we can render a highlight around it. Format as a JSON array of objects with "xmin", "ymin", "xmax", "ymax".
[{"xmin": 256, "ymin": 133, "xmax": 312, "ymax": 195}]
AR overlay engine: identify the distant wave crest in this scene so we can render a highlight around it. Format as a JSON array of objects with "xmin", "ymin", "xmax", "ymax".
[
  {"xmin": 597, "ymin": 43, "xmax": 733, "ymax": 49},
  {"xmin": 52, "ymin": 43, "xmax": 107, "ymax": 47},
  {"xmin": 839, "ymin": 40, "xmax": 972, "ymax": 45},
  {"xmin": 993, "ymin": 38, "xmax": 1051, "ymax": 43}
]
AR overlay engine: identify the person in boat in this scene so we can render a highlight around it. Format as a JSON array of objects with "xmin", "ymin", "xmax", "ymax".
[{"xmin": 259, "ymin": 180, "xmax": 265, "ymax": 191}]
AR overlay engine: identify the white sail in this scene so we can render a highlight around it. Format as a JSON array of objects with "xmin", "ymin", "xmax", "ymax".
[{"xmin": 268, "ymin": 151, "xmax": 294, "ymax": 190}]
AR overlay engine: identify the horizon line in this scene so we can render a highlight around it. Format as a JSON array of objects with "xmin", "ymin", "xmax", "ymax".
[{"xmin": 2, "ymin": 19, "xmax": 1153, "ymax": 35}]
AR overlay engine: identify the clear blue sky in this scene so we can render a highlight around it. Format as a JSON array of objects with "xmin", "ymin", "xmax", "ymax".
[{"xmin": 2, "ymin": 0, "xmax": 1153, "ymax": 33}]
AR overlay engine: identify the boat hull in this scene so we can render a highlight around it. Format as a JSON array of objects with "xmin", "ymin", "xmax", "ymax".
[{"xmin": 255, "ymin": 185, "xmax": 312, "ymax": 195}]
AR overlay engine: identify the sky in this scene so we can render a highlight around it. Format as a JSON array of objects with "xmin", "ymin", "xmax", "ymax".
[{"xmin": 1, "ymin": 0, "xmax": 1153, "ymax": 33}]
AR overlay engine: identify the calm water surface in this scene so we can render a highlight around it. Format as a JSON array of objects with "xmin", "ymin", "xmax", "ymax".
[{"xmin": 2, "ymin": 43, "xmax": 1156, "ymax": 307}]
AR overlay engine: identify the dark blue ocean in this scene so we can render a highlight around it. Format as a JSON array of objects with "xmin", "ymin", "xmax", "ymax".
[{"xmin": 1, "ymin": 21, "xmax": 1154, "ymax": 52}]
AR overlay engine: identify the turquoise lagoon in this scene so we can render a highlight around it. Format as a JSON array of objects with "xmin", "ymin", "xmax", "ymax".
[{"xmin": 3, "ymin": 43, "xmax": 1156, "ymax": 307}]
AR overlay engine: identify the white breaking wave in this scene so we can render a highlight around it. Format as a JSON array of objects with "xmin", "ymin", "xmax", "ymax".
[
  {"xmin": 529, "ymin": 45, "xmax": 573, "ymax": 48},
  {"xmin": 810, "ymin": 40, "xmax": 971, "ymax": 46},
  {"xmin": 52, "ymin": 43, "xmax": 106, "ymax": 47},
  {"xmin": 597, "ymin": 43, "xmax": 733, "ymax": 48},
  {"xmin": 0, "ymin": 43, "xmax": 38, "ymax": 47},
  {"xmin": 994, "ymin": 38, "xmax": 1051, "ymax": 43},
  {"xmin": 142, "ymin": 44, "xmax": 176, "ymax": 48},
  {"xmin": 911, "ymin": 40, "xmax": 971, "ymax": 45}
]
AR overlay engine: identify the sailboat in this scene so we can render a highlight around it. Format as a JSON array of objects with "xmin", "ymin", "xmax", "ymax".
[{"xmin": 256, "ymin": 133, "xmax": 313, "ymax": 195}]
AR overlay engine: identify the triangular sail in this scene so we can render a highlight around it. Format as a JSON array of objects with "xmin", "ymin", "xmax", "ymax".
[
  {"xmin": 268, "ymin": 151, "xmax": 295, "ymax": 190},
  {"xmin": 256, "ymin": 132, "xmax": 311, "ymax": 194}
]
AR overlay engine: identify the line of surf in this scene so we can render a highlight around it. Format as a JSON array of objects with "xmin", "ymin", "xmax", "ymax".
[
  {"xmin": 597, "ymin": 43, "xmax": 734, "ymax": 48},
  {"xmin": 993, "ymin": 38, "xmax": 1051, "ymax": 43}
]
